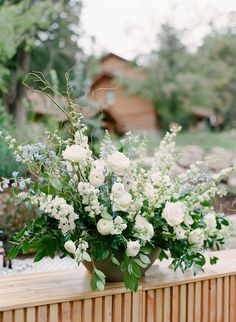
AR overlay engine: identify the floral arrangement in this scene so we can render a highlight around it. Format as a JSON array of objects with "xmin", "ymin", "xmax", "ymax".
[{"xmin": 0, "ymin": 103, "xmax": 235, "ymax": 291}]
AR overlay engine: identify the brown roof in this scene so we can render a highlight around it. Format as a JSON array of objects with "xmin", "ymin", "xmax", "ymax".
[{"xmin": 100, "ymin": 52, "xmax": 129, "ymax": 63}]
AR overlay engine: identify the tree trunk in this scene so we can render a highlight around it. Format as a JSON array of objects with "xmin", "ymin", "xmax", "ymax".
[{"xmin": 10, "ymin": 49, "xmax": 31, "ymax": 127}]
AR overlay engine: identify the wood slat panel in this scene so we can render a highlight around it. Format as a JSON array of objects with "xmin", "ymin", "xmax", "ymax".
[
  {"xmin": 216, "ymin": 278, "xmax": 223, "ymax": 322},
  {"xmin": 224, "ymin": 276, "xmax": 230, "ymax": 322},
  {"xmin": 72, "ymin": 301, "xmax": 82, "ymax": 322},
  {"xmin": 49, "ymin": 304, "xmax": 59, "ymax": 322},
  {"xmin": 194, "ymin": 282, "xmax": 202, "ymax": 322},
  {"xmin": 155, "ymin": 289, "xmax": 163, "ymax": 322},
  {"xmin": 113, "ymin": 294, "xmax": 122, "ymax": 322},
  {"xmin": 14, "ymin": 308, "xmax": 24, "ymax": 322},
  {"xmin": 202, "ymin": 280, "xmax": 209, "ymax": 322},
  {"xmin": 172, "ymin": 286, "xmax": 179, "ymax": 322},
  {"xmin": 163, "ymin": 287, "xmax": 171, "ymax": 322},
  {"xmin": 26, "ymin": 307, "xmax": 36, "ymax": 322},
  {"xmin": 104, "ymin": 296, "xmax": 112, "ymax": 322},
  {"xmin": 37, "ymin": 305, "xmax": 47, "ymax": 322},
  {"xmin": 61, "ymin": 302, "xmax": 71, "ymax": 322},
  {"xmin": 209, "ymin": 279, "xmax": 216, "ymax": 322},
  {"xmin": 146, "ymin": 290, "xmax": 155, "ymax": 322},
  {"xmin": 123, "ymin": 293, "xmax": 131, "ymax": 322},
  {"xmin": 2, "ymin": 310, "xmax": 13, "ymax": 322},
  {"xmin": 179, "ymin": 284, "xmax": 186, "ymax": 322},
  {"xmin": 187, "ymin": 283, "xmax": 194, "ymax": 322},
  {"xmin": 229, "ymin": 276, "xmax": 236, "ymax": 322},
  {"xmin": 94, "ymin": 297, "xmax": 103, "ymax": 322}
]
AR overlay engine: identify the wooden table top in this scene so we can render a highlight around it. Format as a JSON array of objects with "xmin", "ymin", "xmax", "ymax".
[{"xmin": 0, "ymin": 249, "xmax": 236, "ymax": 312}]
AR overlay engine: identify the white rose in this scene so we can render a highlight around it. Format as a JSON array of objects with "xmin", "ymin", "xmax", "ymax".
[
  {"xmin": 107, "ymin": 151, "xmax": 130, "ymax": 175},
  {"xmin": 188, "ymin": 228, "xmax": 205, "ymax": 247},
  {"xmin": 126, "ymin": 240, "xmax": 140, "ymax": 257},
  {"xmin": 143, "ymin": 183, "xmax": 155, "ymax": 200},
  {"xmin": 89, "ymin": 169, "xmax": 105, "ymax": 188},
  {"xmin": 93, "ymin": 159, "xmax": 105, "ymax": 171},
  {"xmin": 112, "ymin": 182, "xmax": 126, "ymax": 198},
  {"xmin": 64, "ymin": 240, "xmax": 76, "ymax": 254},
  {"xmin": 62, "ymin": 145, "xmax": 88, "ymax": 162},
  {"xmin": 113, "ymin": 192, "xmax": 132, "ymax": 212},
  {"xmin": 135, "ymin": 214, "xmax": 154, "ymax": 241},
  {"xmin": 204, "ymin": 213, "xmax": 217, "ymax": 232},
  {"xmin": 175, "ymin": 225, "xmax": 186, "ymax": 240},
  {"xmin": 162, "ymin": 201, "xmax": 185, "ymax": 226},
  {"xmin": 97, "ymin": 218, "xmax": 114, "ymax": 235}
]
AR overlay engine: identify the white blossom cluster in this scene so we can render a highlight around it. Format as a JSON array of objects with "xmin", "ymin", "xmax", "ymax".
[
  {"xmin": 1, "ymin": 122, "xmax": 235, "ymax": 263},
  {"xmin": 39, "ymin": 195, "xmax": 77, "ymax": 234}
]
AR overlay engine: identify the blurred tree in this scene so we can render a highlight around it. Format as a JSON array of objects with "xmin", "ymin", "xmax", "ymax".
[
  {"xmin": 0, "ymin": 0, "xmax": 84, "ymax": 127},
  {"xmin": 198, "ymin": 28, "xmax": 236, "ymax": 127},
  {"xmin": 129, "ymin": 24, "xmax": 213, "ymax": 129}
]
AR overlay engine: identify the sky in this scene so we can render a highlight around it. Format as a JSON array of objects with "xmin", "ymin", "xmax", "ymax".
[{"xmin": 80, "ymin": 0, "xmax": 236, "ymax": 59}]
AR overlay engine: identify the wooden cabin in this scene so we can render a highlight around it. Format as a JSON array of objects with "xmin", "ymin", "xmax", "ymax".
[{"xmin": 89, "ymin": 53, "xmax": 158, "ymax": 134}]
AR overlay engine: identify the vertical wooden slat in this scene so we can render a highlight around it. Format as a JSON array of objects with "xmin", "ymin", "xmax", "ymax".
[
  {"xmin": 26, "ymin": 307, "xmax": 36, "ymax": 322},
  {"xmin": 172, "ymin": 286, "xmax": 179, "ymax": 322},
  {"xmin": 155, "ymin": 289, "xmax": 163, "ymax": 322},
  {"xmin": 187, "ymin": 283, "xmax": 194, "ymax": 322},
  {"xmin": 202, "ymin": 280, "xmax": 209, "ymax": 322},
  {"xmin": 49, "ymin": 304, "xmax": 59, "ymax": 322},
  {"xmin": 224, "ymin": 276, "xmax": 230, "ymax": 322},
  {"xmin": 229, "ymin": 276, "xmax": 236, "ymax": 322},
  {"xmin": 216, "ymin": 278, "xmax": 223, "ymax": 322},
  {"xmin": 113, "ymin": 294, "xmax": 122, "ymax": 322},
  {"xmin": 38, "ymin": 305, "xmax": 47, "ymax": 322},
  {"xmin": 94, "ymin": 297, "xmax": 103, "ymax": 322},
  {"xmin": 163, "ymin": 287, "xmax": 171, "ymax": 322},
  {"xmin": 147, "ymin": 290, "xmax": 155, "ymax": 322},
  {"xmin": 14, "ymin": 309, "xmax": 24, "ymax": 322},
  {"xmin": 61, "ymin": 302, "xmax": 70, "ymax": 322},
  {"xmin": 209, "ymin": 279, "xmax": 216, "ymax": 322},
  {"xmin": 180, "ymin": 284, "xmax": 186, "ymax": 322},
  {"xmin": 132, "ymin": 292, "xmax": 141, "ymax": 322},
  {"xmin": 72, "ymin": 301, "xmax": 82, "ymax": 322},
  {"xmin": 104, "ymin": 296, "xmax": 112, "ymax": 322},
  {"xmin": 142, "ymin": 291, "xmax": 146, "ymax": 322},
  {"xmin": 123, "ymin": 293, "xmax": 131, "ymax": 322},
  {"xmin": 194, "ymin": 282, "xmax": 202, "ymax": 322},
  {"xmin": 2, "ymin": 311, "xmax": 13, "ymax": 322},
  {"xmin": 83, "ymin": 299, "xmax": 92, "ymax": 322}
]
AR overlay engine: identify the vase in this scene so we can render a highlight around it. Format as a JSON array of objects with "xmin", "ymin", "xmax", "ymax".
[{"xmin": 83, "ymin": 248, "xmax": 161, "ymax": 282}]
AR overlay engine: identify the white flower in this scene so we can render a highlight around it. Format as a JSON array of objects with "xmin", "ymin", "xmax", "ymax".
[
  {"xmin": 112, "ymin": 216, "xmax": 127, "ymax": 234},
  {"xmin": 134, "ymin": 214, "xmax": 154, "ymax": 241},
  {"xmin": 188, "ymin": 228, "xmax": 205, "ymax": 247},
  {"xmin": 143, "ymin": 183, "xmax": 155, "ymax": 200},
  {"xmin": 150, "ymin": 171, "xmax": 161, "ymax": 185},
  {"xmin": 93, "ymin": 159, "xmax": 105, "ymax": 171},
  {"xmin": 126, "ymin": 240, "xmax": 140, "ymax": 257},
  {"xmin": 64, "ymin": 240, "xmax": 76, "ymax": 254},
  {"xmin": 112, "ymin": 182, "xmax": 126, "ymax": 198},
  {"xmin": 162, "ymin": 202, "xmax": 185, "ymax": 226},
  {"xmin": 113, "ymin": 191, "xmax": 132, "ymax": 212},
  {"xmin": 89, "ymin": 169, "xmax": 105, "ymax": 188},
  {"xmin": 184, "ymin": 213, "xmax": 194, "ymax": 226},
  {"xmin": 97, "ymin": 218, "xmax": 114, "ymax": 235},
  {"xmin": 175, "ymin": 225, "xmax": 186, "ymax": 240},
  {"xmin": 107, "ymin": 151, "xmax": 130, "ymax": 175},
  {"xmin": 204, "ymin": 213, "xmax": 217, "ymax": 232},
  {"xmin": 62, "ymin": 145, "xmax": 88, "ymax": 162}
]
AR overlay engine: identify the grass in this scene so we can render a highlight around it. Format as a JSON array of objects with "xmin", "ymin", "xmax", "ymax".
[{"xmin": 147, "ymin": 129, "xmax": 236, "ymax": 151}]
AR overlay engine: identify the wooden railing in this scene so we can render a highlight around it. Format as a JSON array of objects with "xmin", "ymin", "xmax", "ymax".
[{"xmin": 0, "ymin": 249, "xmax": 236, "ymax": 322}]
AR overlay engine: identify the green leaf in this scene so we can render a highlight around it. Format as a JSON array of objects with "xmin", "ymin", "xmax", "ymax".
[
  {"xmin": 7, "ymin": 246, "xmax": 20, "ymax": 259},
  {"xmin": 83, "ymin": 251, "xmax": 91, "ymax": 262},
  {"xmin": 96, "ymin": 280, "xmax": 105, "ymax": 291},
  {"xmin": 131, "ymin": 262, "xmax": 141, "ymax": 278},
  {"xmin": 90, "ymin": 273, "xmax": 97, "ymax": 290},
  {"xmin": 34, "ymin": 249, "xmax": 46, "ymax": 262},
  {"xmin": 22, "ymin": 240, "xmax": 30, "ymax": 254},
  {"xmin": 124, "ymin": 272, "xmax": 139, "ymax": 292},
  {"xmin": 51, "ymin": 177, "xmax": 63, "ymax": 191},
  {"xmin": 94, "ymin": 268, "xmax": 106, "ymax": 280},
  {"xmin": 210, "ymin": 256, "xmax": 218, "ymax": 265},
  {"xmin": 140, "ymin": 254, "xmax": 151, "ymax": 264},
  {"xmin": 140, "ymin": 246, "xmax": 152, "ymax": 255},
  {"xmin": 159, "ymin": 249, "xmax": 169, "ymax": 261},
  {"xmin": 101, "ymin": 212, "xmax": 112, "ymax": 220},
  {"xmin": 111, "ymin": 255, "xmax": 120, "ymax": 266},
  {"xmin": 134, "ymin": 258, "xmax": 148, "ymax": 268}
]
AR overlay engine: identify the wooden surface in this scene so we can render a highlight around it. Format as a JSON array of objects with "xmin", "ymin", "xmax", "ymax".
[{"xmin": 0, "ymin": 249, "xmax": 236, "ymax": 322}]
